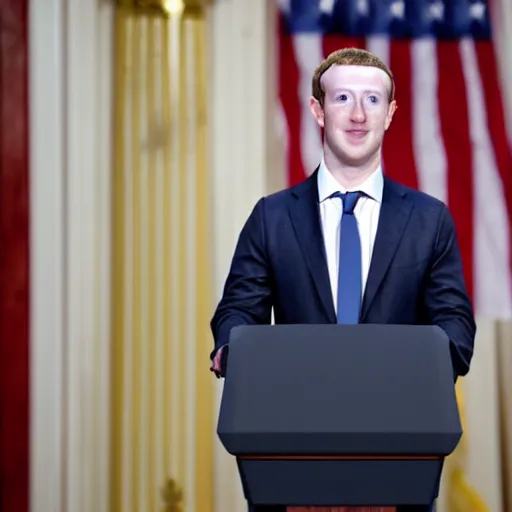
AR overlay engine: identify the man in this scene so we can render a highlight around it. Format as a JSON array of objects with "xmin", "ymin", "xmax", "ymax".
[{"xmin": 210, "ymin": 48, "xmax": 476, "ymax": 512}]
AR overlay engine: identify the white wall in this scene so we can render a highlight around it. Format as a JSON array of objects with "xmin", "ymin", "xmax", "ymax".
[
  {"xmin": 209, "ymin": 0, "xmax": 276, "ymax": 508},
  {"xmin": 29, "ymin": 0, "xmax": 113, "ymax": 510},
  {"xmin": 29, "ymin": 1, "xmax": 66, "ymax": 507}
]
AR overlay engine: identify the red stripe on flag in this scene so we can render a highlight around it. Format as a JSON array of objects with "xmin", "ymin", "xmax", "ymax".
[
  {"xmin": 279, "ymin": 17, "xmax": 306, "ymax": 186},
  {"xmin": 474, "ymin": 41, "xmax": 512, "ymax": 282},
  {"xmin": 382, "ymin": 41, "xmax": 418, "ymax": 190},
  {"xmin": 437, "ymin": 42, "xmax": 474, "ymax": 300}
]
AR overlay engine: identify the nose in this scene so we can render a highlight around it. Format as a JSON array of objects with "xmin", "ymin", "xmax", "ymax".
[{"xmin": 350, "ymin": 100, "xmax": 366, "ymax": 123}]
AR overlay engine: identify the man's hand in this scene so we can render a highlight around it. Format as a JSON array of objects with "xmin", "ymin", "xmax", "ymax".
[{"xmin": 210, "ymin": 345, "xmax": 226, "ymax": 378}]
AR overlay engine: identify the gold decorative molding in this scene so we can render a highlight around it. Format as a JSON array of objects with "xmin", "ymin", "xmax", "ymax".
[
  {"xmin": 161, "ymin": 478, "xmax": 184, "ymax": 512},
  {"xmin": 115, "ymin": 0, "xmax": 169, "ymax": 15},
  {"xmin": 182, "ymin": 0, "xmax": 210, "ymax": 5},
  {"xmin": 115, "ymin": 0, "xmax": 212, "ymax": 16},
  {"xmin": 182, "ymin": 0, "xmax": 212, "ymax": 17}
]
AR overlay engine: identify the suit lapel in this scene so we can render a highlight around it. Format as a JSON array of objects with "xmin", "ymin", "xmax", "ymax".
[
  {"xmin": 288, "ymin": 172, "xmax": 337, "ymax": 323},
  {"xmin": 361, "ymin": 178, "xmax": 413, "ymax": 320}
]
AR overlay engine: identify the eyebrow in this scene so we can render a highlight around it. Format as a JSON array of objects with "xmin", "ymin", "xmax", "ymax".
[{"xmin": 332, "ymin": 88, "xmax": 384, "ymax": 95}]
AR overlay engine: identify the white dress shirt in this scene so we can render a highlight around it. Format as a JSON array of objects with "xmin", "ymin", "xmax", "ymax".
[{"xmin": 317, "ymin": 158, "xmax": 384, "ymax": 314}]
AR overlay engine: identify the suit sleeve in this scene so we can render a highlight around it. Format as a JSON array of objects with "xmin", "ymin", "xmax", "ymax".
[
  {"xmin": 210, "ymin": 198, "xmax": 273, "ymax": 365},
  {"xmin": 424, "ymin": 205, "xmax": 476, "ymax": 378}
]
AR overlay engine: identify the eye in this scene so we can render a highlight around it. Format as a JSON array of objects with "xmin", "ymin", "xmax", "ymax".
[
  {"xmin": 336, "ymin": 94, "xmax": 348, "ymax": 102},
  {"xmin": 367, "ymin": 95, "xmax": 379, "ymax": 104}
]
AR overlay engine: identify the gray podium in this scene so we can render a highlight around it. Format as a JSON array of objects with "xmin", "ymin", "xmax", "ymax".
[{"xmin": 216, "ymin": 324, "xmax": 462, "ymax": 508}]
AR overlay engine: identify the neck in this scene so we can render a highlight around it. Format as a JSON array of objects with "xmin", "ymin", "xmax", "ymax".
[{"xmin": 323, "ymin": 150, "xmax": 381, "ymax": 189}]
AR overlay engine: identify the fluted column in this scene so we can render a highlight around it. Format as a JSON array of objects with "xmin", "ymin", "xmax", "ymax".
[{"xmin": 110, "ymin": 1, "xmax": 214, "ymax": 511}]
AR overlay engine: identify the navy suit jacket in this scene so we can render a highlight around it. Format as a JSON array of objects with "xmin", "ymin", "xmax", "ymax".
[{"xmin": 210, "ymin": 170, "xmax": 476, "ymax": 378}]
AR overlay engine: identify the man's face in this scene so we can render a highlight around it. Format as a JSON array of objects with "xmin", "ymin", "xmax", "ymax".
[{"xmin": 310, "ymin": 64, "xmax": 397, "ymax": 168}]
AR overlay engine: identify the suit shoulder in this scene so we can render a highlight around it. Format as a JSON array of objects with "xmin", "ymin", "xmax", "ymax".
[
  {"xmin": 263, "ymin": 186, "xmax": 294, "ymax": 204},
  {"xmin": 258, "ymin": 178, "xmax": 308, "ymax": 211},
  {"xmin": 241, "ymin": 188, "xmax": 291, "ymax": 227}
]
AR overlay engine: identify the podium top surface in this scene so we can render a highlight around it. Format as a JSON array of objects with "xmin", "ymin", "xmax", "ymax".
[{"xmin": 217, "ymin": 324, "xmax": 462, "ymax": 455}]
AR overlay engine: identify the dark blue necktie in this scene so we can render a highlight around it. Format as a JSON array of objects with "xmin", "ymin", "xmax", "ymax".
[{"xmin": 331, "ymin": 191, "xmax": 363, "ymax": 324}]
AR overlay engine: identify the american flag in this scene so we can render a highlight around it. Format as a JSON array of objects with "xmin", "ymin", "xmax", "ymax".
[{"xmin": 277, "ymin": 0, "xmax": 512, "ymax": 319}]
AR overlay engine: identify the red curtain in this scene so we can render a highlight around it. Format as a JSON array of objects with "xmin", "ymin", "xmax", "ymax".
[{"xmin": 0, "ymin": 1, "xmax": 30, "ymax": 511}]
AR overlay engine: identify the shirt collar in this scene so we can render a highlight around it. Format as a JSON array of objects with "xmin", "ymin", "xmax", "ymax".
[{"xmin": 317, "ymin": 157, "xmax": 384, "ymax": 204}]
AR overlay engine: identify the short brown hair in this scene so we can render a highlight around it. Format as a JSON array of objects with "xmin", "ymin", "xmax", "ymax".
[{"xmin": 312, "ymin": 47, "xmax": 395, "ymax": 105}]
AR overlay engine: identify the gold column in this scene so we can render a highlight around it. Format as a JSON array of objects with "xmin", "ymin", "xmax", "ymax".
[{"xmin": 111, "ymin": 1, "xmax": 214, "ymax": 510}]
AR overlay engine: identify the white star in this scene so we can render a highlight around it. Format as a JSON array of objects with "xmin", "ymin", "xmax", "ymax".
[
  {"xmin": 319, "ymin": 0, "xmax": 335, "ymax": 14},
  {"xmin": 470, "ymin": 2, "xmax": 486, "ymax": 20},
  {"xmin": 428, "ymin": 0, "xmax": 444, "ymax": 21},
  {"xmin": 390, "ymin": 0, "xmax": 405, "ymax": 19},
  {"xmin": 356, "ymin": 0, "xmax": 369, "ymax": 16}
]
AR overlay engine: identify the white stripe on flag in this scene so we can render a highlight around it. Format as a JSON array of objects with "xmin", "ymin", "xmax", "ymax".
[
  {"xmin": 293, "ymin": 34, "xmax": 324, "ymax": 175},
  {"xmin": 276, "ymin": 100, "xmax": 289, "ymax": 163},
  {"xmin": 411, "ymin": 38, "xmax": 448, "ymax": 204},
  {"xmin": 366, "ymin": 35, "xmax": 389, "ymax": 65},
  {"xmin": 459, "ymin": 37, "xmax": 512, "ymax": 319}
]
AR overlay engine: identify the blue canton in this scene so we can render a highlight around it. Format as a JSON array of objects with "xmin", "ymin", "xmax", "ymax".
[{"xmin": 281, "ymin": 0, "xmax": 492, "ymax": 40}]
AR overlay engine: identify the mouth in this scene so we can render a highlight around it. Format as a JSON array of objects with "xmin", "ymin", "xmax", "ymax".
[
  {"xmin": 345, "ymin": 130, "xmax": 369, "ymax": 143},
  {"xmin": 346, "ymin": 130, "xmax": 368, "ymax": 138}
]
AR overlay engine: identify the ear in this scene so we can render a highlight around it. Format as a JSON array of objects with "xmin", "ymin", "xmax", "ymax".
[
  {"xmin": 384, "ymin": 99, "xmax": 397, "ymax": 131},
  {"xmin": 309, "ymin": 96, "xmax": 325, "ymax": 128}
]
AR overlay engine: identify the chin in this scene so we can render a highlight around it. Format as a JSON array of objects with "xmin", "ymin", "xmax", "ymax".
[
  {"xmin": 338, "ymin": 149, "xmax": 374, "ymax": 166},
  {"xmin": 331, "ymin": 141, "xmax": 380, "ymax": 166}
]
